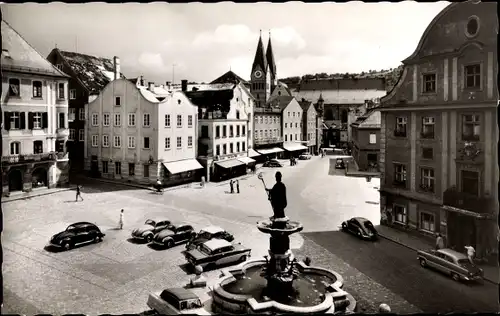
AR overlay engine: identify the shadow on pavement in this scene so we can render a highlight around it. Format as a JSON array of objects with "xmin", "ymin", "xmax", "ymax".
[
  {"xmin": 70, "ymin": 176, "xmax": 150, "ymax": 194},
  {"xmin": 179, "ymin": 262, "xmax": 196, "ymax": 275},
  {"xmin": 44, "ymin": 245, "xmax": 65, "ymax": 253},
  {"xmin": 127, "ymin": 237, "xmax": 149, "ymax": 244}
]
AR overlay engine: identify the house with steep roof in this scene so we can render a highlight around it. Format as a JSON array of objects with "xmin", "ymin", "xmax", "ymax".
[
  {"xmin": 299, "ymin": 99, "xmax": 319, "ymax": 155},
  {"xmin": 1, "ymin": 20, "xmax": 70, "ymax": 195},
  {"xmin": 210, "ymin": 70, "xmax": 249, "ymax": 87},
  {"xmin": 350, "ymin": 108, "xmax": 381, "ymax": 171},
  {"xmin": 46, "ymin": 48, "xmax": 126, "ymax": 172}
]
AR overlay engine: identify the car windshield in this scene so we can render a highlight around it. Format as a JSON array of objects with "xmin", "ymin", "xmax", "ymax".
[
  {"xmin": 66, "ymin": 225, "xmax": 76, "ymax": 231},
  {"xmin": 363, "ymin": 221, "xmax": 374, "ymax": 229},
  {"xmin": 457, "ymin": 259, "xmax": 475, "ymax": 268},
  {"xmin": 199, "ymin": 231, "xmax": 212, "ymax": 239},
  {"xmin": 145, "ymin": 219, "xmax": 155, "ymax": 226},
  {"xmin": 186, "ymin": 299, "xmax": 202, "ymax": 309},
  {"xmin": 199, "ymin": 244, "xmax": 212, "ymax": 255}
]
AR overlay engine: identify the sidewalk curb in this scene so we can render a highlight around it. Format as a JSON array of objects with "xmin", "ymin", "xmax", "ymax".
[
  {"xmin": 1, "ymin": 188, "xmax": 73, "ymax": 203},
  {"xmin": 378, "ymin": 233, "xmax": 498, "ymax": 285},
  {"xmin": 79, "ymin": 176, "xmax": 193, "ymax": 192}
]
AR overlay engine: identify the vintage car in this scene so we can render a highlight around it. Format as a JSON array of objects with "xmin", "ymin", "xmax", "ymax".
[
  {"xmin": 417, "ymin": 248, "xmax": 484, "ymax": 282},
  {"xmin": 335, "ymin": 158, "xmax": 346, "ymax": 169},
  {"xmin": 299, "ymin": 153, "xmax": 312, "ymax": 160},
  {"xmin": 263, "ymin": 159, "xmax": 283, "ymax": 168},
  {"xmin": 152, "ymin": 224, "xmax": 196, "ymax": 248},
  {"xmin": 183, "ymin": 239, "xmax": 251, "ymax": 272},
  {"xmin": 131, "ymin": 219, "xmax": 172, "ymax": 242},
  {"xmin": 186, "ymin": 226, "xmax": 234, "ymax": 250},
  {"xmin": 49, "ymin": 222, "xmax": 105, "ymax": 251},
  {"xmin": 341, "ymin": 217, "xmax": 378, "ymax": 240},
  {"xmin": 147, "ymin": 287, "xmax": 210, "ymax": 315}
]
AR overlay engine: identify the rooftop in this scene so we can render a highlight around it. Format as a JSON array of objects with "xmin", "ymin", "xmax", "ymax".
[
  {"xmin": 203, "ymin": 239, "xmax": 232, "ymax": 252},
  {"xmin": 351, "ymin": 108, "xmax": 381, "ymax": 129},
  {"xmin": 268, "ymin": 95, "xmax": 295, "ymax": 111},
  {"xmin": 210, "ymin": 70, "xmax": 249, "ymax": 85},
  {"xmin": 293, "ymin": 89, "xmax": 386, "ymax": 105},
  {"xmin": 298, "ymin": 77, "xmax": 386, "ymax": 91}
]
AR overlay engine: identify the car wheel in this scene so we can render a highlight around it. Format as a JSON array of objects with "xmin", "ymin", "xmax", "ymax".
[
  {"xmin": 63, "ymin": 242, "xmax": 72, "ymax": 251},
  {"xmin": 146, "ymin": 235, "xmax": 153, "ymax": 243},
  {"xmin": 419, "ymin": 258, "xmax": 427, "ymax": 268},
  {"xmin": 451, "ymin": 272, "xmax": 461, "ymax": 282},
  {"xmin": 165, "ymin": 240, "xmax": 174, "ymax": 248}
]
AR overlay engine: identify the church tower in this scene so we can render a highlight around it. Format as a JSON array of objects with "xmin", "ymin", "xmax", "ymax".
[
  {"xmin": 250, "ymin": 30, "xmax": 271, "ymax": 107},
  {"xmin": 266, "ymin": 31, "xmax": 278, "ymax": 92}
]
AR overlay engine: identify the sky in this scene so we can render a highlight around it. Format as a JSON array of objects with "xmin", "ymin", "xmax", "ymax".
[{"xmin": 2, "ymin": 1, "xmax": 450, "ymax": 84}]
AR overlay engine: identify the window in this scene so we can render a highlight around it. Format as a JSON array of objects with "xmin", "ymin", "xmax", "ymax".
[
  {"xmin": 259, "ymin": 130, "xmax": 263, "ymax": 138},
  {"xmin": 165, "ymin": 114, "xmax": 171, "ymax": 127},
  {"xmin": 70, "ymin": 89, "xmax": 76, "ymax": 100},
  {"xmin": 129, "ymin": 163, "xmax": 135, "ymax": 176},
  {"xmin": 9, "ymin": 79, "xmax": 20, "ymax": 96},
  {"xmin": 188, "ymin": 136, "xmax": 193, "ymax": 147},
  {"xmin": 56, "ymin": 64, "xmax": 63, "ymax": 71},
  {"xmin": 420, "ymin": 167, "xmax": 435, "ymax": 192},
  {"xmin": 394, "ymin": 163, "xmax": 407, "ymax": 187},
  {"xmin": 143, "ymin": 165, "xmax": 149, "ymax": 178},
  {"xmin": 464, "ymin": 64, "xmax": 481, "ymax": 89},
  {"xmin": 223, "ymin": 144, "xmax": 227, "ymax": 155},
  {"xmin": 188, "ymin": 115, "xmax": 193, "ymax": 127},
  {"xmin": 242, "ymin": 125, "xmax": 246, "ymax": 136},
  {"xmin": 68, "ymin": 108, "xmax": 75, "ymax": 122},
  {"xmin": 177, "ymin": 115, "xmax": 182, "ymax": 128},
  {"xmin": 254, "ymin": 130, "xmax": 258, "ymax": 139},
  {"xmin": 143, "ymin": 113, "xmax": 150, "ymax": 127},
  {"xmin": 92, "ymin": 135, "xmax": 98, "ymax": 147},
  {"xmin": 128, "ymin": 113, "xmax": 136, "ymax": 126},
  {"xmin": 58, "ymin": 83, "xmax": 65, "ymax": 99},
  {"xmin": 295, "ymin": 123, "xmax": 298, "ymax": 128},
  {"xmin": 33, "ymin": 112, "xmax": 42, "ymax": 129},
  {"xmin": 33, "ymin": 81, "xmax": 42, "ymax": 98},
  {"xmin": 69, "ymin": 129, "xmax": 75, "ymax": 140},
  {"xmin": 144, "ymin": 137, "xmax": 150, "ymax": 149},
  {"xmin": 33, "ymin": 141, "xmax": 43, "ymax": 154},
  {"xmin": 229, "ymin": 143, "xmax": 234, "ymax": 153},
  {"xmin": 420, "ymin": 212, "xmax": 435, "ymax": 232},
  {"xmin": 215, "ymin": 126, "xmax": 221, "ymax": 138},
  {"xmin": 102, "ymin": 135, "xmax": 109, "ymax": 147},
  {"xmin": 176, "ymin": 137, "xmax": 182, "ymax": 148},
  {"xmin": 78, "ymin": 129, "xmax": 84, "ymax": 141},
  {"xmin": 242, "ymin": 142, "xmax": 246, "ymax": 151},
  {"xmin": 230, "ymin": 125, "xmax": 234, "ymax": 137},
  {"xmin": 103, "ymin": 114, "xmax": 110, "ymax": 126},
  {"xmin": 127, "ymin": 136, "xmax": 135, "ymax": 149},
  {"xmin": 92, "ymin": 113, "xmax": 99, "ymax": 126},
  {"xmin": 236, "ymin": 110, "xmax": 240, "ymax": 119},
  {"xmin": 461, "ymin": 170, "xmax": 479, "ymax": 196},
  {"xmin": 223, "ymin": 126, "xmax": 227, "ymax": 138},
  {"xmin": 421, "ymin": 117, "xmax": 435, "ymax": 139},
  {"xmin": 114, "ymin": 136, "xmax": 121, "ymax": 148},
  {"xmin": 10, "ymin": 142, "xmax": 20, "ymax": 155},
  {"xmin": 102, "ymin": 161, "xmax": 109, "ymax": 174},
  {"xmin": 265, "ymin": 117, "xmax": 268, "ymax": 124},
  {"xmin": 285, "ymin": 134, "xmax": 288, "ymax": 141},
  {"xmin": 236, "ymin": 125, "xmax": 240, "ymax": 137},
  {"xmin": 394, "ymin": 205, "xmax": 407, "ymax": 224},
  {"xmin": 79, "ymin": 108, "xmax": 85, "ymax": 121},
  {"xmin": 59, "ymin": 113, "xmax": 65, "ymax": 129},
  {"xmin": 115, "ymin": 97, "xmax": 121, "ymax": 106},
  {"xmin": 290, "ymin": 134, "xmax": 292, "ymax": 141},
  {"xmin": 422, "ymin": 147, "xmax": 433, "ymax": 160},
  {"xmin": 114, "ymin": 114, "xmax": 121, "ymax": 126},
  {"xmin": 462, "ymin": 114, "xmax": 480, "ymax": 141},
  {"xmin": 395, "ymin": 117, "xmax": 407, "ymax": 137},
  {"xmin": 236, "ymin": 142, "xmax": 240, "ymax": 152},
  {"xmin": 295, "ymin": 134, "xmax": 298, "ymax": 140},
  {"xmin": 422, "ymin": 74, "xmax": 436, "ymax": 93},
  {"xmin": 165, "ymin": 137, "xmax": 171, "ymax": 149},
  {"xmin": 264, "ymin": 130, "xmax": 268, "ymax": 138}
]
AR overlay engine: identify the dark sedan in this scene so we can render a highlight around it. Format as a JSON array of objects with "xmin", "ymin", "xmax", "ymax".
[
  {"xmin": 49, "ymin": 222, "xmax": 105, "ymax": 251},
  {"xmin": 263, "ymin": 159, "xmax": 283, "ymax": 168},
  {"xmin": 186, "ymin": 226, "xmax": 234, "ymax": 250},
  {"xmin": 341, "ymin": 217, "xmax": 378, "ymax": 240},
  {"xmin": 152, "ymin": 224, "xmax": 196, "ymax": 248}
]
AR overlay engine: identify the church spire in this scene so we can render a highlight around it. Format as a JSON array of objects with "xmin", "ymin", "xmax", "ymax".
[
  {"xmin": 252, "ymin": 30, "xmax": 267, "ymax": 73},
  {"xmin": 266, "ymin": 30, "xmax": 277, "ymax": 84}
]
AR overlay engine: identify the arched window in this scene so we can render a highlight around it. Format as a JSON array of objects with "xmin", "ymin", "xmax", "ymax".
[{"xmin": 10, "ymin": 142, "xmax": 20, "ymax": 155}]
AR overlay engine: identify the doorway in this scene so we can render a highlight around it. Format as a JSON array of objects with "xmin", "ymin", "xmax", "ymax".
[
  {"xmin": 8, "ymin": 169, "xmax": 24, "ymax": 192},
  {"xmin": 32, "ymin": 167, "xmax": 48, "ymax": 188}
]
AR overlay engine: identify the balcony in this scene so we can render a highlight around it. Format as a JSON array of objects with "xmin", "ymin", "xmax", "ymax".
[
  {"xmin": 255, "ymin": 136, "xmax": 283, "ymax": 145},
  {"xmin": 443, "ymin": 187, "xmax": 496, "ymax": 218},
  {"xmin": 255, "ymin": 107, "xmax": 281, "ymax": 113},
  {"xmin": 1, "ymin": 151, "xmax": 57, "ymax": 165}
]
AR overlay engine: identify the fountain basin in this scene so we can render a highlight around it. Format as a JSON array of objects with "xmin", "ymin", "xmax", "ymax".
[{"xmin": 212, "ymin": 258, "xmax": 356, "ymax": 314}]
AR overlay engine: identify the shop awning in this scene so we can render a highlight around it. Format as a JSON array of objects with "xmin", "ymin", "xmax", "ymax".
[
  {"xmin": 215, "ymin": 159, "xmax": 245, "ymax": 169},
  {"xmin": 256, "ymin": 147, "xmax": 284, "ymax": 155},
  {"xmin": 162, "ymin": 159, "xmax": 203, "ymax": 174},
  {"xmin": 238, "ymin": 157, "xmax": 256, "ymax": 164},
  {"xmin": 283, "ymin": 144, "xmax": 308, "ymax": 151},
  {"xmin": 248, "ymin": 148, "xmax": 261, "ymax": 157}
]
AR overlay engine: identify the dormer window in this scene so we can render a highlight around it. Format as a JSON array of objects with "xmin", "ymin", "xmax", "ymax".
[{"xmin": 56, "ymin": 64, "xmax": 64, "ymax": 71}]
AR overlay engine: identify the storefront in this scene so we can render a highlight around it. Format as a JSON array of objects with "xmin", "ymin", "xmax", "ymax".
[
  {"xmin": 256, "ymin": 147, "xmax": 284, "ymax": 161},
  {"xmin": 213, "ymin": 159, "xmax": 247, "ymax": 182},
  {"xmin": 282, "ymin": 143, "xmax": 308, "ymax": 159},
  {"xmin": 162, "ymin": 159, "xmax": 204, "ymax": 187},
  {"xmin": 237, "ymin": 156, "xmax": 256, "ymax": 173}
]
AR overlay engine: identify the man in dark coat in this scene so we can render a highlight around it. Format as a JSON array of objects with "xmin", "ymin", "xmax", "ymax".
[{"xmin": 266, "ymin": 171, "xmax": 287, "ymax": 219}]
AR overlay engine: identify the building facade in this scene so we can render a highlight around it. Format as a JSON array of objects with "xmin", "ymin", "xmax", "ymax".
[
  {"xmin": 379, "ymin": 1, "xmax": 498, "ymax": 260},
  {"xmin": 350, "ymin": 109, "xmax": 380, "ymax": 171},
  {"xmin": 1, "ymin": 21, "xmax": 70, "ymax": 195},
  {"xmin": 253, "ymin": 106, "xmax": 283, "ymax": 160},
  {"xmin": 274, "ymin": 96, "xmax": 307, "ymax": 157},
  {"xmin": 299, "ymin": 100, "xmax": 318, "ymax": 154}
]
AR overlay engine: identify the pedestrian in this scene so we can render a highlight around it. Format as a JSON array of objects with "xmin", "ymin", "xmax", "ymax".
[
  {"xmin": 465, "ymin": 245, "xmax": 476, "ymax": 264},
  {"xmin": 236, "ymin": 179, "xmax": 240, "ymax": 193},
  {"xmin": 435, "ymin": 233, "xmax": 444, "ymax": 250},
  {"xmin": 118, "ymin": 209, "xmax": 124, "ymax": 230},
  {"xmin": 230, "ymin": 180, "xmax": 234, "ymax": 194},
  {"xmin": 75, "ymin": 184, "xmax": 83, "ymax": 202}
]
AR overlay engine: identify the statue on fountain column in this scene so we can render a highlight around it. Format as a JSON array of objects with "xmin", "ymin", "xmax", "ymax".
[{"xmin": 265, "ymin": 171, "xmax": 287, "ymax": 221}]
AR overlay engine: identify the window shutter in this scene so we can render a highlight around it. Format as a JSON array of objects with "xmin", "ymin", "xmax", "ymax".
[
  {"xmin": 4, "ymin": 112, "xmax": 11, "ymax": 130},
  {"xmin": 28, "ymin": 112, "xmax": 34, "ymax": 130},
  {"xmin": 42, "ymin": 112, "xmax": 48, "ymax": 128},
  {"xmin": 20, "ymin": 112, "xmax": 26, "ymax": 129}
]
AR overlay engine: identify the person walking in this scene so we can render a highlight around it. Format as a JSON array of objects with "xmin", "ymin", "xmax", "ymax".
[
  {"xmin": 465, "ymin": 245, "xmax": 476, "ymax": 264},
  {"xmin": 230, "ymin": 180, "xmax": 234, "ymax": 194},
  {"xmin": 435, "ymin": 233, "xmax": 445, "ymax": 250},
  {"xmin": 236, "ymin": 179, "xmax": 240, "ymax": 194},
  {"xmin": 75, "ymin": 184, "xmax": 83, "ymax": 202},
  {"xmin": 118, "ymin": 209, "xmax": 124, "ymax": 230}
]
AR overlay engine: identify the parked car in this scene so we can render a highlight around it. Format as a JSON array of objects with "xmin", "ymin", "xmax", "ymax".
[
  {"xmin": 152, "ymin": 224, "xmax": 196, "ymax": 248},
  {"xmin": 417, "ymin": 248, "xmax": 484, "ymax": 282},
  {"xmin": 335, "ymin": 158, "xmax": 345, "ymax": 169},
  {"xmin": 299, "ymin": 153, "xmax": 312, "ymax": 160},
  {"xmin": 263, "ymin": 159, "xmax": 283, "ymax": 168},
  {"xmin": 131, "ymin": 219, "xmax": 172, "ymax": 242},
  {"xmin": 147, "ymin": 287, "xmax": 210, "ymax": 315},
  {"xmin": 49, "ymin": 222, "xmax": 105, "ymax": 251},
  {"xmin": 183, "ymin": 239, "xmax": 251, "ymax": 272},
  {"xmin": 341, "ymin": 217, "xmax": 378, "ymax": 240},
  {"xmin": 186, "ymin": 226, "xmax": 234, "ymax": 250}
]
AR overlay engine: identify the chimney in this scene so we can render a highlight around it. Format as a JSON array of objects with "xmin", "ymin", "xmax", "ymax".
[
  {"xmin": 181, "ymin": 80, "xmax": 188, "ymax": 92},
  {"xmin": 113, "ymin": 56, "xmax": 120, "ymax": 80},
  {"xmin": 148, "ymin": 82, "xmax": 155, "ymax": 92}
]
